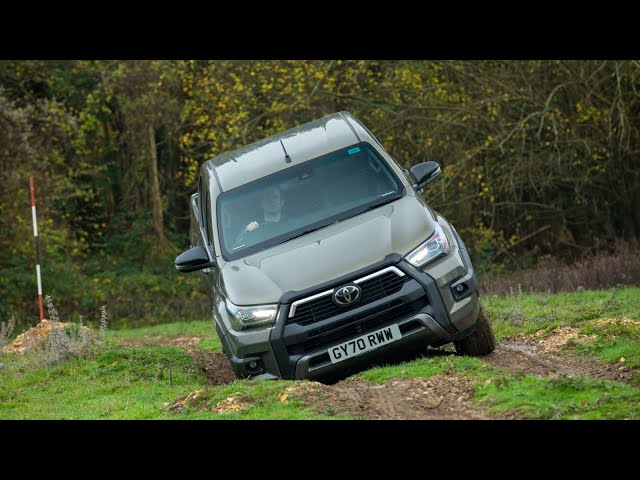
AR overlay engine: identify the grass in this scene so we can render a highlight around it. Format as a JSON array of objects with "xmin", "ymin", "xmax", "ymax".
[
  {"xmin": 111, "ymin": 320, "xmax": 215, "ymax": 341},
  {"xmin": 0, "ymin": 346, "xmax": 204, "ymax": 419},
  {"xmin": 0, "ymin": 345, "xmax": 340, "ymax": 419},
  {"xmin": 476, "ymin": 375, "xmax": 640, "ymax": 420},
  {"xmin": 353, "ymin": 285, "xmax": 640, "ymax": 419},
  {"xmin": 485, "ymin": 286, "xmax": 640, "ymax": 340},
  {"xmin": 484, "ymin": 286, "xmax": 640, "ymax": 377},
  {"xmin": 359, "ymin": 354, "xmax": 486, "ymax": 383},
  {"xmin": 574, "ymin": 324, "xmax": 640, "ymax": 370},
  {"xmin": 356, "ymin": 349, "xmax": 640, "ymax": 419},
  {"xmin": 170, "ymin": 380, "xmax": 347, "ymax": 420},
  {"xmin": 1, "ymin": 320, "xmax": 341, "ymax": 419},
  {"xmin": 1, "ymin": 286, "xmax": 639, "ymax": 419},
  {"xmin": 110, "ymin": 320, "xmax": 223, "ymax": 353}
]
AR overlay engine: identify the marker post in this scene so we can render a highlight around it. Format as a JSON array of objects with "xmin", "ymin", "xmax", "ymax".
[{"xmin": 30, "ymin": 176, "xmax": 44, "ymax": 322}]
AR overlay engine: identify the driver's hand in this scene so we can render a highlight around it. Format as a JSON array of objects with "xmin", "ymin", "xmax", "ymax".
[{"xmin": 245, "ymin": 221, "xmax": 259, "ymax": 232}]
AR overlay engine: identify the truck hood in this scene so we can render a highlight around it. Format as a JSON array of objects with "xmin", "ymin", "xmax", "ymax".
[{"xmin": 220, "ymin": 195, "xmax": 437, "ymax": 305}]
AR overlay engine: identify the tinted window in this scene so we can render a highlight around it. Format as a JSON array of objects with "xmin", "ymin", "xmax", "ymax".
[
  {"xmin": 217, "ymin": 142, "xmax": 404, "ymax": 260},
  {"xmin": 204, "ymin": 190, "xmax": 214, "ymax": 247},
  {"xmin": 198, "ymin": 176, "xmax": 205, "ymax": 222}
]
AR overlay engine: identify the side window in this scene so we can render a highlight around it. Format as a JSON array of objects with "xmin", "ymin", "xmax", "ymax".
[
  {"xmin": 198, "ymin": 176, "xmax": 205, "ymax": 224},
  {"xmin": 204, "ymin": 190, "xmax": 215, "ymax": 248}
]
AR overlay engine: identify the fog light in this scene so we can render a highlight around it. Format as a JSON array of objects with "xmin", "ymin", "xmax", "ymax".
[
  {"xmin": 452, "ymin": 282, "xmax": 469, "ymax": 300},
  {"xmin": 249, "ymin": 361, "xmax": 257, "ymax": 369}
]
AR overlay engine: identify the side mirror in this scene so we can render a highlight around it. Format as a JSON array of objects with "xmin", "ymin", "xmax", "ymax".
[
  {"xmin": 410, "ymin": 161, "xmax": 441, "ymax": 190},
  {"xmin": 175, "ymin": 245, "xmax": 216, "ymax": 273}
]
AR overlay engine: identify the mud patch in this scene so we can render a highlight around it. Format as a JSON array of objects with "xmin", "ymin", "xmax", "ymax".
[
  {"xmin": 167, "ymin": 335, "xmax": 201, "ymax": 350},
  {"xmin": 592, "ymin": 317, "xmax": 640, "ymax": 328},
  {"xmin": 531, "ymin": 326, "xmax": 595, "ymax": 353},
  {"xmin": 291, "ymin": 374, "xmax": 513, "ymax": 419},
  {"xmin": 120, "ymin": 334, "xmax": 200, "ymax": 351},
  {"xmin": 278, "ymin": 380, "xmax": 325, "ymax": 404},
  {"xmin": 211, "ymin": 393, "xmax": 254, "ymax": 414},
  {"xmin": 524, "ymin": 317, "xmax": 640, "ymax": 355},
  {"xmin": 168, "ymin": 389, "xmax": 252, "ymax": 414},
  {"xmin": 485, "ymin": 338, "xmax": 635, "ymax": 384},
  {"xmin": 169, "ymin": 389, "xmax": 204, "ymax": 412},
  {"xmin": 190, "ymin": 349, "xmax": 237, "ymax": 386}
]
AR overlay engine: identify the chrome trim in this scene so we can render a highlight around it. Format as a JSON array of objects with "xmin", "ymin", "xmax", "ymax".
[
  {"xmin": 288, "ymin": 266, "xmax": 405, "ymax": 318},
  {"xmin": 353, "ymin": 266, "xmax": 405, "ymax": 285},
  {"xmin": 289, "ymin": 288, "xmax": 334, "ymax": 318}
]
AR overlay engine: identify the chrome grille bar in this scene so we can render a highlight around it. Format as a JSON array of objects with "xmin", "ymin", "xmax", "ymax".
[{"xmin": 288, "ymin": 266, "xmax": 405, "ymax": 318}]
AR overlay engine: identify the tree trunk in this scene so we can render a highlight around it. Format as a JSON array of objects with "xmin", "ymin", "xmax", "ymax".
[{"xmin": 148, "ymin": 125, "xmax": 168, "ymax": 250}]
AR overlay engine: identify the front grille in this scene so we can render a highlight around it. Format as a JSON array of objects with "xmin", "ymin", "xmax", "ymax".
[
  {"xmin": 290, "ymin": 270, "xmax": 407, "ymax": 325},
  {"xmin": 286, "ymin": 296, "xmax": 428, "ymax": 356}
]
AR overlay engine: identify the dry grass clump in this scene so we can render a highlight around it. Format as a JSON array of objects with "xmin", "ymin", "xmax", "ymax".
[{"xmin": 1, "ymin": 295, "xmax": 109, "ymax": 367}]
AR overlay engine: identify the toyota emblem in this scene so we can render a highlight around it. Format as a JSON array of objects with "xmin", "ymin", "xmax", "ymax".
[{"xmin": 333, "ymin": 284, "xmax": 362, "ymax": 306}]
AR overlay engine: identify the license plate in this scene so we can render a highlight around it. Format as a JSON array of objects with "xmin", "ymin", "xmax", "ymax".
[{"xmin": 327, "ymin": 324, "xmax": 402, "ymax": 364}]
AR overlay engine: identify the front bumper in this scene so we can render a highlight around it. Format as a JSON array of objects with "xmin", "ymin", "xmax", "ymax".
[{"xmin": 217, "ymin": 233, "xmax": 480, "ymax": 380}]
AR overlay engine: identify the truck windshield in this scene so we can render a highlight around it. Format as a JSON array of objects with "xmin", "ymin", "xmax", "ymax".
[{"xmin": 216, "ymin": 142, "xmax": 404, "ymax": 260}]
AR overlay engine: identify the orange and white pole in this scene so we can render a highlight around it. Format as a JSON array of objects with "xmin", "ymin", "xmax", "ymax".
[{"xmin": 30, "ymin": 176, "xmax": 44, "ymax": 322}]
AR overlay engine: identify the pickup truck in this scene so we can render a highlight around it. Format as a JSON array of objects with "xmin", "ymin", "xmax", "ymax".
[{"xmin": 175, "ymin": 111, "xmax": 495, "ymax": 380}]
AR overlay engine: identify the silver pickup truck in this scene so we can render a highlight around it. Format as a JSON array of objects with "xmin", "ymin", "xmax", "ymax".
[{"xmin": 175, "ymin": 112, "xmax": 495, "ymax": 380}]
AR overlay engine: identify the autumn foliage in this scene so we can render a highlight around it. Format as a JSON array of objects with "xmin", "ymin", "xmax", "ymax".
[{"xmin": 1, "ymin": 60, "xmax": 639, "ymax": 326}]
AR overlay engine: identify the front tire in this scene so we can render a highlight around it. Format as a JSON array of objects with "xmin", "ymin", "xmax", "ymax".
[{"xmin": 454, "ymin": 302, "xmax": 496, "ymax": 355}]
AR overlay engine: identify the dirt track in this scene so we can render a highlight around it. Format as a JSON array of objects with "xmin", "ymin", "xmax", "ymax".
[
  {"xmin": 123, "ymin": 332, "xmax": 636, "ymax": 420},
  {"xmin": 298, "ymin": 373, "xmax": 509, "ymax": 419},
  {"xmin": 485, "ymin": 338, "xmax": 635, "ymax": 384},
  {"xmin": 290, "ymin": 337, "xmax": 636, "ymax": 420}
]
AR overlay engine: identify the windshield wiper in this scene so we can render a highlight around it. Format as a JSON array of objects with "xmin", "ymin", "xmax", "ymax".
[
  {"xmin": 276, "ymin": 193, "xmax": 402, "ymax": 246},
  {"xmin": 352, "ymin": 192, "xmax": 402, "ymax": 216},
  {"xmin": 282, "ymin": 223, "xmax": 335, "ymax": 243}
]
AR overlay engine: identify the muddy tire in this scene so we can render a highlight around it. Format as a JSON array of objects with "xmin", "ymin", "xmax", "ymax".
[{"xmin": 455, "ymin": 302, "xmax": 496, "ymax": 356}]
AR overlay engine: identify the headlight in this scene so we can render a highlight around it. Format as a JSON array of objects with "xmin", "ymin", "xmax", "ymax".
[
  {"xmin": 406, "ymin": 223, "xmax": 451, "ymax": 268},
  {"xmin": 225, "ymin": 300, "xmax": 279, "ymax": 331}
]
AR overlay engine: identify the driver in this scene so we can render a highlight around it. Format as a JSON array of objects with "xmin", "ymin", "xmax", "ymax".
[{"xmin": 235, "ymin": 185, "xmax": 285, "ymax": 246}]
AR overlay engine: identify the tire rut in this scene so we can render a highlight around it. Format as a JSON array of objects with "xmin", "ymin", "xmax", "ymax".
[
  {"xmin": 119, "ymin": 335, "xmax": 236, "ymax": 386},
  {"xmin": 484, "ymin": 338, "xmax": 636, "ymax": 384},
  {"xmin": 123, "ymin": 331, "xmax": 637, "ymax": 419},
  {"xmin": 294, "ymin": 373, "xmax": 518, "ymax": 419}
]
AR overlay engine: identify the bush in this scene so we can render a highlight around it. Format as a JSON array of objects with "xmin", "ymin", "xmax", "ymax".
[
  {"xmin": 481, "ymin": 240, "xmax": 640, "ymax": 295},
  {"xmin": 0, "ymin": 316, "xmax": 16, "ymax": 349},
  {"xmin": 1, "ymin": 253, "xmax": 210, "ymax": 332},
  {"xmin": 5, "ymin": 295, "xmax": 110, "ymax": 368}
]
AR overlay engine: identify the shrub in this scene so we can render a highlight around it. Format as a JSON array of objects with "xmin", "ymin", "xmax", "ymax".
[
  {"xmin": 480, "ymin": 240, "xmax": 640, "ymax": 295},
  {"xmin": 0, "ymin": 315, "xmax": 16, "ymax": 349},
  {"xmin": 14, "ymin": 295, "xmax": 110, "ymax": 367}
]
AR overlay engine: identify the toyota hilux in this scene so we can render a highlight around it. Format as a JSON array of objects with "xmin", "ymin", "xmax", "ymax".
[{"xmin": 175, "ymin": 111, "xmax": 495, "ymax": 380}]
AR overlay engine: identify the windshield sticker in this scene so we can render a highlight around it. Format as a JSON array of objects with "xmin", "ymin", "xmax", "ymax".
[{"xmin": 347, "ymin": 147, "xmax": 361, "ymax": 155}]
